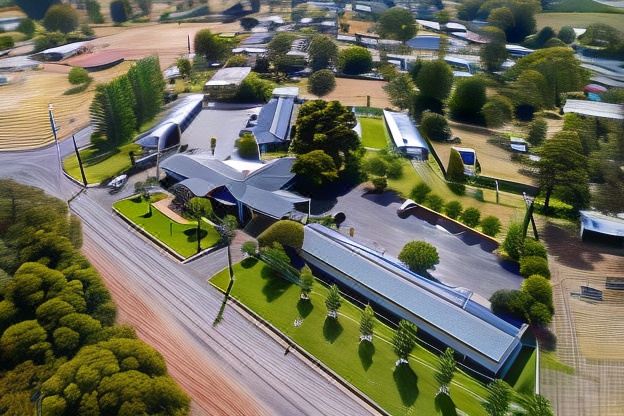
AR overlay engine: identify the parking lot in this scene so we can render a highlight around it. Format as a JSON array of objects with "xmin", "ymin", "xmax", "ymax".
[{"xmin": 181, "ymin": 106, "xmax": 260, "ymax": 159}]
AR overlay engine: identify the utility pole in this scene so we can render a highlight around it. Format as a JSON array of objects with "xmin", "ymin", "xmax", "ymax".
[
  {"xmin": 48, "ymin": 104, "xmax": 63, "ymax": 188},
  {"xmin": 522, "ymin": 192, "xmax": 539, "ymax": 240},
  {"xmin": 187, "ymin": 34, "xmax": 191, "ymax": 55},
  {"xmin": 72, "ymin": 135, "xmax": 88, "ymax": 187}
]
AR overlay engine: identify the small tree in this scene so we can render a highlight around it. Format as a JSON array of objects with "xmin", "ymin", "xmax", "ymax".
[
  {"xmin": 177, "ymin": 58, "xmax": 192, "ymax": 79},
  {"xmin": 398, "ymin": 241, "xmax": 440, "ymax": 273},
  {"xmin": 240, "ymin": 17, "xmax": 259, "ymax": 31},
  {"xmin": 523, "ymin": 393, "xmax": 554, "ymax": 416},
  {"xmin": 557, "ymin": 26, "xmax": 576, "ymax": 44},
  {"xmin": 338, "ymin": 46, "xmax": 372, "ymax": 75},
  {"xmin": 444, "ymin": 200, "xmax": 463, "ymax": 219},
  {"xmin": 194, "ymin": 29, "xmax": 226, "ymax": 62},
  {"xmin": 186, "ymin": 197, "xmax": 214, "ymax": 254},
  {"xmin": 503, "ymin": 222, "xmax": 524, "ymax": 260},
  {"xmin": 520, "ymin": 256, "xmax": 550, "ymax": 278},
  {"xmin": 237, "ymin": 133, "xmax": 259, "ymax": 159},
  {"xmin": 392, "ymin": 320, "xmax": 417, "ymax": 366},
  {"xmin": 482, "ymin": 379, "xmax": 512, "ymax": 416},
  {"xmin": 410, "ymin": 183, "xmax": 431, "ymax": 203},
  {"xmin": 0, "ymin": 35, "xmax": 15, "ymax": 50},
  {"xmin": 241, "ymin": 241, "xmax": 257, "ymax": 257},
  {"xmin": 425, "ymin": 194, "xmax": 444, "ymax": 212},
  {"xmin": 371, "ymin": 176, "xmax": 388, "ymax": 193},
  {"xmin": 308, "ymin": 35, "xmax": 338, "ymax": 71},
  {"xmin": 110, "ymin": 0, "xmax": 130, "ymax": 23},
  {"xmin": 449, "ymin": 76, "xmax": 487, "ymax": 123},
  {"xmin": 85, "ymin": 0, "xmax": 104, "ymax": 23},
  {"xmin": 461, "ymin": 207, "xmax": 481, "ymax": 228},
  {"xmin": 435, "ymin": 348, "xmax": 456, "ymax": 396},
  {"xmin": 16, "ymin": 18, "xmax": 36, "ymax": 37},
  {"xmin": 447, "ymin": 148, "xmax": 465, "ymax": 183},
  {"xmin": 68, "ymin": 67, "xmax": 91, "ymax": 85},
  {"xmin": 483, "ymin": 96, "xmax": 514, "ymax": 128},
  {"xmin": 43, "ymin": 4, "xmax": 79, "ymax": 34},
  {"xmin": 523, "ymin": 238, "xmax": 547, "ymax": 259},
  {"xmin": 325, "ymin": 284, "xmax": 342, "ymax": 319},
  {"xmin": 308, "ymin": 69, "xmax": 336, "ymax": 97},
  {"xmin": 413, "ymin": 60, "xmax": 454, "ymax": 102},
  {"xmin": 480, "ymin": 216, "xmax": 502, "ymax": 237},
  {"xmin": 292, "ymin": 150, "xmax": 339, "ymax": 189},
  {"xmin": 378, "ymin": 7, "xmax": 417, "ymax": 41},
  {"xmin": 359, "ymin": 304, "xmax": 375, "ymax": 342},
  {"xmin": 527, "ymin": 118, "xmax": 547, "ymax": 146},
  {"xmin": 210, "ymin": 137, "xmax": 217, "ymax": 155},
  {"xmin": 522, "ymin": 275, "xmax": 552, "ymax": 309},
  {"xmin": 299, "ymin": 265, "xmax": 314, "ymax": 300},
  {"xmin": 134, "ymin": 178, "xmax": 158, "ymax": 215},
  {"xmin": 384, "ymin": 74, "xmax": 415, "ymax": 110},
  {"xmin": 420, "ymin": 111, "xmax": 451, "ymax": 142}
]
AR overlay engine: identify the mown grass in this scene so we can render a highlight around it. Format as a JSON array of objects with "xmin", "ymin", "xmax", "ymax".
[
  {"xmin": 504, "ymin": 346, "xmax": 536, "ymax": 394},
  {"xmin": 543, "ymin": 0, "xmax": 624, "ymax": 13},
  {"xmin": 211, "ymin": 259, "xmax": 495, "ymax": 416},
  {"xmin": 63, "ymin": 143, "xmax": 140, "ymax": 185},
  {"xmin": 358, "ymin": 116, "xmax": 390, "ymax": 149},
  {"xmin": 536, "ymin": 12, "xmax": 624, "ymax": 30},
  {"xmin": 114, "ymin": 195, "xmax": 220, "ymax": 258}
]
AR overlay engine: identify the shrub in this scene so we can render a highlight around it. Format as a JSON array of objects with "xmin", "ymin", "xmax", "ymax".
[
  {"xmin": 461, "ymin": 207, "xmax": 481, "ymax": 228},
  {"xmin": 444, "ymin": 200, "xmax": 463, "ymax": 219},
  {"xmin": 520, "ymin": 256, "xmax": 550, "ymax": 278},
  {"xmin": 110, "ymin": 0, "xmax": 130, "ymax": 23},
  {"xmin": 527, "ymin": 117, "xmax": 547, "ymax": 146},
  {"xmin": 308, "ymin": 69, "xmax": 336, "ymax": 97},
  {"xmin": 503, "ymin": 222, "xmax": 524, "ymax": 260},
  {"xmin": 338, "ymin": 46, "xmax": 372, "ymax": 75},
  {"xmin": 448, "ymin": 182, "xmax": 466, "ymax": 195},
  {"xmin": 447, "ymin": 148, "xmax": 465, "ymax": 183},
  {"xmin": 410, "ymin": 183, "xmax": 431, "ymax": 203},
  {"xmin": 424, "ymin": 194, "xmax": 444, "ymax": 212},
  {"xmin": 529, "ymin": 302, "xmax": 552, "ymax": 325},
  {"xmin": 236, "ymin": 133, "xmax": 259, "ymax": 159},
  {"xmin": 16, "ymin": 18, "xmax": 36, "ymax": 37},
  {"xmin": 241, "ymin": 241, "xmax": 257, "ymax": 257},
  {"xmin": 448, "ymin": 76, "xmax": 487, "ymax": 123},
  {"xmin": 523, "ymin": 238, "xmax": 547, "ymax": 259},
  {"xmin": 483, "ymin": 96, "xmax": 514, "ymax": 128},
  {"xmin": 558, "ymin": 26, "xmax": 576, "ymax": 44},
  {"xmin": 43, "ymin": 4, "xmax": 79, "ymax": 34},
  {"xmin": 33, "ymin": 32, "xmax": 66, "ymax": 52},
  {"xmin": 489, "ymin": 289, "xmax": 531, "ymax": 322},
  {"xmin": 522, "ymin": 275, "xmax": 553, "ymax": 308},
  {"xmin": 480, "ymin": 216, "xmax": 502, "ymax": 237},
  {"xmin": 0, "ymin": 35, "xmax": 14, "ymax": 50},
  {"xmin": 371, "ymin": 176, "xmax": 388, "ymax": 192},
  {"xmin": 257, "ymin": 220, "xmax": 304, "ymax": 249},
  {"xmin": 234, "ymin": 73, "xmax": 274, "ymax": 103},
  {"xmin": 68, "ymin": 67, "xmax": 91, "ymax": 85},
  {"xmin": 420, "ymin": 111, "xmax": 451, "ymax": 142},
  {"xmin": 398, "ymin": 241, "xmax": 440, "ymax": 273},
  {"xmin": 225, "ymin": 55, "xmax": 248, "ymax": 67},
  {"xmin": 240, "ymin": 17, "xmax": 259, "ymax": 31}
]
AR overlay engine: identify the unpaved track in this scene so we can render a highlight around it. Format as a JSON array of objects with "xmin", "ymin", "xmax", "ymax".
[{"xmin": 0, "ymin": 133, "xmax": 377, "ymax": 416}]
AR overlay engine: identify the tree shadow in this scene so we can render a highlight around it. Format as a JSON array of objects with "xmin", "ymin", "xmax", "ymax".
[
  {"xmin": 361, "ymin": 190, "xmax": 403, "ymax": 207},
  {"xmin": 184, "ymin": 228, "xmax": 208, "ymax": 242},
  {"xmin": 393, "ymin": 364, "xmax": 419, "ymax": 407},
  {"xmin": 435, "ymin": 393, "xmax": 457, "ymax": 416},
  {"xmin": 297, "ymin": 299, "xmax": 313, "ymax": 318},
  {"xmin": 261, "ymin": 266, "xmax": 292, "ymax": 303},
  {"xmin": 140, "ymin": 211, "xmax": 153, "ymax": 219},
  {"xmin": 358, "ymin": 341, "xmax": 375, "ymax": 371},
  {"xmin": 322, "ymin": 318, "xmax": 343, "ymax": 343},
  {"xmin": 240, "ymin": 257, "xmax": 258, "ymax": 269}
]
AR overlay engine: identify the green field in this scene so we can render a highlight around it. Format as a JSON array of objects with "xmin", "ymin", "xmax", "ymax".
[
  {"xmin": 114, "ymin": 196, "xmax": 220, "ymax": 258},
  {"xmin": 544, "ymin": 0, "xmax": 624, "ymax": 13},
  {"xmin": 63, "ymin": 143, "xmax": 140, "ymax": 185},
  {"xmin": 358, "ymin": 117, "xmax": 390, "ymax": 149},
  {"xmin": 212, "ymin": 259, "xmax": 496, "ymax": 415},
  {"xmin": 536, "ymin": 12, "xmax": 624, "ymax": 31}
]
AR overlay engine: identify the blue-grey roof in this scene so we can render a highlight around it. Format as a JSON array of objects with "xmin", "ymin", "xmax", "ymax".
[
  {"xmin": 302, "ymin": 224, "xmax": 524, "ymax": 363},
  {"xmin": 251, "ymin": 97, "xmax": 295, "ymax": 145},
  {"xmin": 406, "ymin": 35, "xmax": 440, "ymax": 50},
  {"xmin": 580, "ymin": 211, "xmax": 624, "ymax": 237},
  {"xmin": 383, "ymin": 110, "xmax": 429, "ymax": 152},
  {"xmin": 161, "ymin": 154, "xmax": 308, "ymax": 219}
]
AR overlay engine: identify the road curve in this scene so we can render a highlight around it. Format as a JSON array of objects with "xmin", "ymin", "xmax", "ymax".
[{"xmin": 0, "ymin": 135, "xmax": 378, "ymax": 416}]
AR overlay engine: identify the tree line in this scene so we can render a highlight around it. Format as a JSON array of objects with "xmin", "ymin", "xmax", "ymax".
[
  {"xmin": 0, "ymin": 180, "xmax": 189, "ymax": 415},
  {"xmin": 90, "ymin": 56, "xmax": 165, "ymax": 147}
]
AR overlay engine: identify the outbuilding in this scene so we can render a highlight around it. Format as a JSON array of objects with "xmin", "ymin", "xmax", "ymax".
[
  {"xmin": 204, "ymin": 67, "xmax": 251, "ymax": 101},
  {"xmin": 383, "ymin": 110, "xmax": 429, "ymax": 160}
]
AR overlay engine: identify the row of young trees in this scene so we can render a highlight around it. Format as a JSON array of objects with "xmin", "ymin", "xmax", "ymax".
[
  {"xmin": 90, "ymin": 56, "xmax": 165, "ymax": 146},
  {"xmin": 0, "ymin": 180, "xmax": 189, "ymax": 415}
]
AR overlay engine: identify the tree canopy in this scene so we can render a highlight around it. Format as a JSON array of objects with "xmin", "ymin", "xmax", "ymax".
[
  {"xmin": 448, "ymin": 77, "xmax": 487, "ymax": 123},
  {"xmin": 398, "ymin": 241, "xmax": 440, "ymax": 273},
  {"xmin": 413, "ymin": 60, "xmax": 454, "ymax": 102},
  {"xmin": 43, "ymin": 4, "xmax": 79, "ymax": 34},
  {"xmin": 338, "ymin": 46, "xmax": 373, "ymax": 75},
  {"xmin": 378, "ymin": 7, "xmax": 418, "ymax": 41},
  {"xmin": 194, "ymin": 29, "xmax": 228, "ymax": 62},
  {"xmin": 308, "ymin": 69, "xmax": 336, "ymax": 97},
  {"xmin": 308, "ymin": 35, "xmax": 338, "ymax": 71}
]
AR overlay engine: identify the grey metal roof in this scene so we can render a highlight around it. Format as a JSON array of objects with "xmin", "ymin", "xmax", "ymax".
[
  {"xmin": 563, "ymin": 100, "xmax": 624, "ymax": 120},
  {"xmin": 205, "ymin": 67, "xmax": 251, "ymax": 86},
  {"xmin": 406, "ymin": 35, "xmax": 440, "ymax": 51},
  {"xmin": 251, "ymin": 97, "xmax": 295, "ymax": 145},
  {"xmin": 161, "ymin": 154, "xmax": 308, "ymax": 219},
  {"xmin": 383, "ymin": 110, "xmax": 429, "ymax": 151},
  {"xmin": 302, "ymin": 224, "xmax": 523, "ymax": 362},
  {"xmin": 580, "ymin": 211, "xmax": 624, "ymax": 237}
]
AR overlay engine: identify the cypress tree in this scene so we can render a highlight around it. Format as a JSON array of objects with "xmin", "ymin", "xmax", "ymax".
[
  {"xmin": 447, "ymin": 149, "xmax": 465, "ymax": 183},
  {"xmin": 127, "ymin": 56, "xmax": 165, "ymax": 129}
]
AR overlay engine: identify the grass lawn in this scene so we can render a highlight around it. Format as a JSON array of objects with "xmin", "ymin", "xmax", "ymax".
[
  {"xmin": 63, "ymin": 143, "xmax": 141, "ymax": 185},
  {"xmin": 544, "ymin": 0, "xmax": 623, "ymax": 13},
  {"xmin": 504, "ymin": 346, "xmax": 536, "ymax": 395},
  {"xmin": 536, "ymin": 12, "xmax": 624, "ymax": 30},
  {"xmin": 114, "ymin": 195, "xmax": 220, "ymax": 258},
  {"xmin": 358, "ymin": 116, "xmax": 390, "ymax": 149},
  {"xmin": 541, "ymin": 351, "xmax": 575, "ymax": 375},
  {"xmin": 212, "ymin": 259, "xmax": 493, "ymax": 416}
]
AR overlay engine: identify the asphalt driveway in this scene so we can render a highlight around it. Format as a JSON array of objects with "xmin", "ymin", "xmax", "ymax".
[{"xmin": 324, "ymin": 187, "xmax": 522, "ymax": 303}]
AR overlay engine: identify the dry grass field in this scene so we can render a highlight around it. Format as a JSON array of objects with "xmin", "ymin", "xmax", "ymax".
[{"xmin": 299, "ymin": 77, "xmax": 392, "ymax": 108}]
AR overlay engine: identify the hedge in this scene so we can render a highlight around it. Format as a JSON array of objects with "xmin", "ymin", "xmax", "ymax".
[
  {"xmin": 519, "ymin": 256, "xmax": 550, "ymax": 279},
  {"xmin": 257, "ymin": 220, "xmax": 304, "ymax": 249}
]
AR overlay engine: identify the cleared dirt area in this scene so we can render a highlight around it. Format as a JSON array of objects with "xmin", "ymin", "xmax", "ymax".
[
  {"xmin": 542, "ymin": 221, "xmax": 624, "ymax": 416},
  {"xmin": 299, "ymin": 77, "xmax": 392, "ymax": 108},
  {"xmin": 431, "ymin": 122, "xmax": 535, "ymax": 185}
]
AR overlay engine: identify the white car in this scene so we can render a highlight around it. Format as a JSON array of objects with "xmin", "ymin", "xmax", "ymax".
[{"xmin": 108, "ymin": 174, "xmax": 128, "ymax": 190}]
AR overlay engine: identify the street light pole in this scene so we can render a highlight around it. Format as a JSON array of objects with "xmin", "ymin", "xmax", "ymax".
[{"xmin": 48, "ymin": 104, "xmax": 63, "ymax": 190}]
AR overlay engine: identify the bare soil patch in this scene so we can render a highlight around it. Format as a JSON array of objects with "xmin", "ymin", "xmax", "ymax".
[{"xmin": 299, "ymin": 77, "xmax": 392, "ymax": 108}]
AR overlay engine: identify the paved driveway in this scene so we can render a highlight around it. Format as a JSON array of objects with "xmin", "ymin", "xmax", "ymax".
[
  {"xmin": 325, "ymin": 187, "xmax": 522, "ymax": 303},
  {"xmin": 182, "ymin": 107, "xmax": 260, "ymax": 159}
]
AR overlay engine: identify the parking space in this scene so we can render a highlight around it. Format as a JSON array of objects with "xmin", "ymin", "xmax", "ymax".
[{"xmin": 181, "ymin": 107, "xmax": 261, "ymax": 160}]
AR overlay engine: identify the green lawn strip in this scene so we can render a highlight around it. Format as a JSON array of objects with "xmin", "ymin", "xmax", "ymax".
[
  {"xmin": 541, "ymin": 351, "xmax": 575, "ymax": 375},
  {"xmin": 63, "ymin": 143, "xmax": 140, "ymax": 185},
  {"xmin": 358, "ymin": 117, "xmax": 390, "ymax": 149},
  {"xmin": 212, "ymin": 259, "xmax": 492, "ymax": 416},
  {"xmin": 504, "ymin": 346, "xmax": 536, "ymax": 395},
  {"xmin": 544, "ymin": 0, "xmax": 623, "ymax": 13},
  {"xmin": 536, "ymin": 12, "xmax": 624, "ymax": 31},
  {"xmin": 113, "ymin": 196, "xmax": 220, "ymax": 258}
]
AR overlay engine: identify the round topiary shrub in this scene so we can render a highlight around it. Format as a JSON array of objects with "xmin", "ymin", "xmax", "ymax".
[
  {"xmin": 480, "ymin": 215, "xmax": 502, "ymax": 237},
  {"xmin": 519, "ymin": 256, "xmax": 550, "ymax": 279},
  {"xmin": 398, "ymin": 240, "xmax": 440, "ymax": 273},
  {"xmin": 444, "ymin": 200, "xmax": 463, "ymax": 219},
  {"xmin": 410, "ymin": 182, "xmax": 431, "ymax": 203},
  {"xmin": 424, "ymin": 194, "xmax": 444, "ymax": 212},
  {"xmin": 503, "ymin": 222, "xmax": 524, "ymax": 260},
  {"xmin": 236, "ymin": 133, "xmax": 259, "ymax": 159},
  {"xmin": 461, "ymin": 207, "xmax": 481, "ymax": 228},
  {"xmin": 307, "ymin": 69, "xmax": 336, "ymax": 97},
  {"xmin": 257, "ymin": 220, "xmax": 304, "ymax": 249},
  {"xmin": 522, "ymin": 238, "xmax": 547, "ymax": 259},
  {"xmin": 68, "ymin": 67, "xmax": 91, "ymax": 85},
  {"xmin": 420, "ymin": 111, "xmax": 451, "ymax": 142}
]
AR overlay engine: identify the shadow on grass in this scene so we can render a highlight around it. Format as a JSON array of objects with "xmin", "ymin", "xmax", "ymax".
[
  {"xmin": 240, "ymin": 257, "xmax": 258, "ymax": 269},
  {"xmin": 358, "ymin": 341, "xmax": 375, "ymax": 371},
  {"xmin": 184, "ymin": 228, "xmax": 208, "ymax": 242},
  {"xmin": 435, "ymin": 393, "xmax": 457, "ymax": 416},
  {"xmin": 323, "ymin": 318, "xmax": 343, "ymax": 343},
  {"xmin": 393, "ymin": 364, "xmax": 419, "ymax": 407},
  {"xmin": 261, "ymin": 266, "xmax": 293, "ymax": 302},
  {"xmin": 297, "ymin": 299, "xmax": 313, "ymax": 318},
  {"xmin": 140, "ymin": 211, "xmax": 153, "ymax": 219}
]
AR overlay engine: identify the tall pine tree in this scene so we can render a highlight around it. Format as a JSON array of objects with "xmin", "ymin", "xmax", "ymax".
[
  {"xmin": 90, "ymin": 75, "xmax": 136, "ymax": 146},
  {"xmin": 127, "ymin": 56, "xmax": 165, "ymax": 128}
]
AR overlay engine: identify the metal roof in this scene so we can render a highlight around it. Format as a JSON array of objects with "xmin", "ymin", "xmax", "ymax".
[
  {"xmin": 205, "ymin": 67, "xmax": 251, "ymax": 86},
  {"xmin": 40, "ymin": 41, "xmax": 87, "ymax": 55},
  {"xmin": 383, "ymin": 110, "xmax": 429, "ymax": 151},
  {"xmin": 416, "ymin": 19, "xmax": 440, "ymax": 31},
  {"xmin": 563, "ymin": 100, "xmax": 624, "ymax": 120},
  {"xmin": 580, "ymin": 211, "xmax": 624, "ymax": 237},
  {"xmin": 406, "ymin": 35, "xmax": 440, "ymax": 50},
  {"xmin": 250, "ymin": 96, "xmax": 295, "ymax": 145},
  {"xmin": 302, "ymin": 224, "xmax": 524, "ymax": 362}
]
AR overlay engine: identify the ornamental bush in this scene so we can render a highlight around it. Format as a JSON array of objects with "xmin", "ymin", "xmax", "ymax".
[
  {"xmin": 520, "ymin": 256, "xmax": 550, "ymax": 279},
  {"xmin": 461, "ymin": 207, "xmax": 481, "ymax": 228},
  {"xmin": 522, "ymin": 275, "xmax": 553, "ymax": 309},
  {"xmin": 480, "ymin": 215, "xmax": 502, "ymax": 237},
  {"xmin": 338, "ymin": 46, "xmax": 372, "ymax": 75},
  {"xmin": 424, "ymin": 194, "xmax": 444, "ymax": 212},
  {"xmin": 503, "ymin": 222, "xmax": 524, "ymax": 260},
  {"xmin": 420, "ymin": 111, "xmax": 451, "ymax": 142},
  {"xmin": 523, "ymin": 238, "xmax": 547, "ymax": 259},
  {"xmin": 447, "ymin": 148, "xmax": 465, "ymax": 183},
  {"xmin": 398, "ymin": 241, "xmax": 440, "ymax": 273},
  {"xmin": 410, "ymin": 182, "xmax": 431, "ymax": 203},
  {"xmin": 308, "ymin": 69, "xmax": 336, "ymax": 97},
  {"xmin": 68, "ymin": 67, "xmax": 91, "ymax": 85},
  {"xmin": 444, "ymin": 200, "xmax": 463, "ymax": 219},
  {"xmin": 43, "ymin": 4, "xmax": 79, "ymax": 34},
  {"xmin": 236, "ymin": 133, "xmax": 259, "ymax": 159},
  {"xmin": 257, "ymin": 220, "xmax": 304, "ymax": 249}
]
